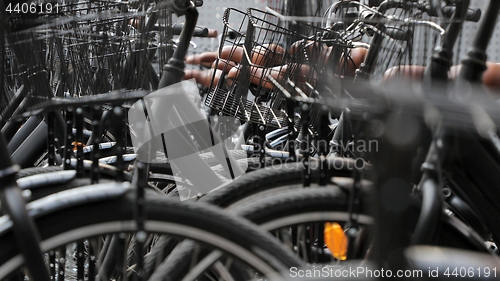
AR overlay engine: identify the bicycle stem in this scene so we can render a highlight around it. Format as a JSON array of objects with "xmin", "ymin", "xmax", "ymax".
[
  {"xmin": 355, "ymin": 11, "xmax": 385, "ymax": 79},
  {"xmin": 355, "ymin": 0, "xmax": 406, "ymax": 80},
  {"xmin": 158, "ymin": 3, "xmax": 198, "ymax": 89},
  {"xmin": 424, "ymin": 0, "xmax": 470, "ymax": 84}
]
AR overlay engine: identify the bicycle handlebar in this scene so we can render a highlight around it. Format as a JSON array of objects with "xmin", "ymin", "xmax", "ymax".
[{"xmin": 171, "ymin": 23, "xmax": 218, "ymax": 37}]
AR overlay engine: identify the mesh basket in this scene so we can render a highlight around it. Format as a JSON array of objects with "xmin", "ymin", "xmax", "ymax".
[
  {"xmin": 204, "ymin": 7, "xmax": 352, "ymax": 128},
  {"xmin": 264, "ymin": 1, "xmax": 447, "ymax": 83}
]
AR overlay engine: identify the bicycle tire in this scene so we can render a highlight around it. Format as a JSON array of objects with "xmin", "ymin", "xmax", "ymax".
[
  {"xmin": 199, "ymin": 160, "xmax": 359, "ymax": 208},
  {"xmin": 19, "ymin": 175, "xmax": 104, "ymax": 202},
  {"xmin": 17, "ymin": 160, "xmax": 131, "ymax": 180},
  {"xmin": 231, "ymin": 187, "xmax": 370, "ymax": 227},
  {"xmin": 16, "ymin": 166, "xmax": 62, "ymax": 179},
  {"xmin": 0, "ymin": 188, "xmax": 304, "ymax": 280},
  {"xmin": 13, "ymin": 165, "xmax": 137, "ymax": 202}
]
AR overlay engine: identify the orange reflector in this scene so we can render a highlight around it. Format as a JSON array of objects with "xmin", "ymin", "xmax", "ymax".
[
  {"xmin": 324, "ymin": 222, "xmax": 347, "ymax": 260},
  {"xmin": 72, "ymin": 142, "xmax": 86, "ymax": 151}
]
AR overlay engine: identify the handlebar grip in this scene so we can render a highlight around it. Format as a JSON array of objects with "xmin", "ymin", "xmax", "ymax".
[
  {"xmin": 466, "ymin": 8, "xmax": 481, "ymax": 22},
  {"xmin": 428, "ymin": 6, "xmax": 481, "ymax": 22},
  {"xmin": 206, "ymin": 29, "xmax": 218, "ymax": 38},
  {"xmin": 468, "ymin": 9, "xmax": 481, "ymax": 22},
  {"xmin": 193, "ymin": 26, "xmax": 208, "ymax": 37},
  {"xmin": 385, "ymin": 27, "xmax": 413, "ymax": 41},
  {"xmin": 172, "ymin": 23, "xmax": 217, "ymax": 37},
  {"xmin": 442, "ymin": 6, "xmax": 481, "ymax": 22}
]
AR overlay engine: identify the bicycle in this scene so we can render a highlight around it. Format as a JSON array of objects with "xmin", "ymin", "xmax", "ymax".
[{"xmin": 188, "ymin": 0, "xmax": 500, "ymax": 273}]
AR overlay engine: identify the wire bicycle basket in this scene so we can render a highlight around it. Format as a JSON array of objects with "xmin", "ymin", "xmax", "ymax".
[
  {"xmin": 204, "ymin": 7, "xmax": 351, "ymax": 128},
  {"xmin": 2, "ymin": 0, "xmax": 174, "ymax": 122}
]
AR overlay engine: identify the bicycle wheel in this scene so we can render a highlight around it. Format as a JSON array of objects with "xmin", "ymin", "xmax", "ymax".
[
  {"xmin": 163, "ymin": 185, "xmax": 491, "ymax": 281},
  {"xmin": 0, "ymin": 187, "xmax": 303, "ymax": 280},
  {"xmin": 151, "ymin": 186, "xmax": 373, "ymax": 281},
  {"xmin": 232, "ymin": 187, "xmax": 490, "ymax": 253}
]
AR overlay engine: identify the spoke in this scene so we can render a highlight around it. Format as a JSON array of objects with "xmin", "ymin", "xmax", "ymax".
[
  {"xmin": 96, "ymin": 235, "xmax": 112, "ymax": 272},
  {"xmin": 96, "ymin": 234, "xmax": 127, "ymax": 280},
  {"xmin": 214, "ymin": 260, "xmax": 236, "ymax": 281},
  {"xmin": 181, "ymin": 250, "xmax": 224, "ymax": 281}
]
